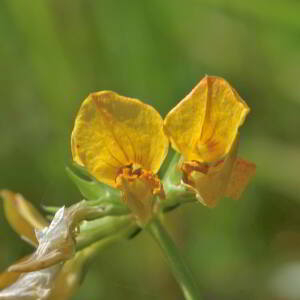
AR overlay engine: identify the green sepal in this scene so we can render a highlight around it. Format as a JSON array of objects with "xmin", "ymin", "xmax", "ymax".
[
  {"xmin": 66, "ymin": 166, "xmax": 122, "ymax": 203},
  {"xmin": 76, "ymin": 215, "xmax": 136, "ymax": 251},
  {"xmin": 41, "ymin": 205, "xmax": 60, "ymax": 214},
  {"xmin": 163, "ymin": 150, "xmax": 182, "ymax": 186},
  {"xmin": 162, "ymin": 151, "xmax": 196, "ymax": 209}
]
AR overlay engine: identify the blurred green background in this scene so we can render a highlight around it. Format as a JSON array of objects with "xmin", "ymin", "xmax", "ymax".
[{"xmin": 1, "ymin": 0, "xmax": 300, "ymax": 299}]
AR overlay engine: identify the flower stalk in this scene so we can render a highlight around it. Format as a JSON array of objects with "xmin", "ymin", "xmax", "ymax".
[{"xmin": 146, "ymin": 218, "xmax": 202, "ymax": 300}]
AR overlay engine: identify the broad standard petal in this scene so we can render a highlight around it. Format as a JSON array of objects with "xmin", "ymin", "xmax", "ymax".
[
  {"xmin": 164, "ymin": 76, "xmax": 250, "ymax": 162},
  {"xmin": 71, "ymin": 91, "xmax": 168, "ymax": 187}
]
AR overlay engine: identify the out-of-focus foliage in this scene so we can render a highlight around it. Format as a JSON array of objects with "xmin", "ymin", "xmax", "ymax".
[{"xmin": 0, "ymin": 0, "xmax": 300, "ymax": 299}]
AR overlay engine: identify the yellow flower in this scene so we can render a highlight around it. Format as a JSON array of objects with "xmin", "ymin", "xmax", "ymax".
[
  {"xmin": 164, "ymin": 76, "xmax": 256, "ymax": 207},
  {"xmin": 71, "ymin": 91, "xmax": 168, "ymax": 223}
]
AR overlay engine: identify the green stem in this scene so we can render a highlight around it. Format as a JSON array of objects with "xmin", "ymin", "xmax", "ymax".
[
  {"xmin": 76, "ymin": 217, "xmax": 136, "ymax": 251},
  {"xmin": 146, "ymin": 218, "xmax": 202, "ymax": 300}
]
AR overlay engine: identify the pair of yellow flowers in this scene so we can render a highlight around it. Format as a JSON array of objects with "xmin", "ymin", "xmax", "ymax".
[{"xmin": 71, "ymin": 76, "xmax": 255, "ymax": 222}]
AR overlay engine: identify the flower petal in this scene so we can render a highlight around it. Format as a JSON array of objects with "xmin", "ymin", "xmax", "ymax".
[
  {"xmin": 182, "ymin": 137, "xmax": 239, "ymax": 207},
  {"xmin": 225, "ymin": 158, "xmax": 256, "ymax": 200},
  {"xmin": 0, "ymin": 190, "xmax": 48, "ymax": 247},
  {"xmin": 8, "ymin": 207, "xmax": 74, "ymax": 273},
  {"xmin": 164, "ymin": 76, "xmax": 249, "ymax": 162},
  {"xmin": 71, "ymin": 91, "xmax": 168, "ymax": 187},
  {"xmin": 8, "ymin": 201, "xmax": 107, "ymax": 273},
  {"xmin": 0, "ymin": 271, "xmax": 21, "ymax": 290},
  {"xmin": 118, "ymin": 176, "xmax": 155, "ymax": 224},
  {"xmin": 0, "ymin": 265, "xmax": 61, "ymax": 300}
]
